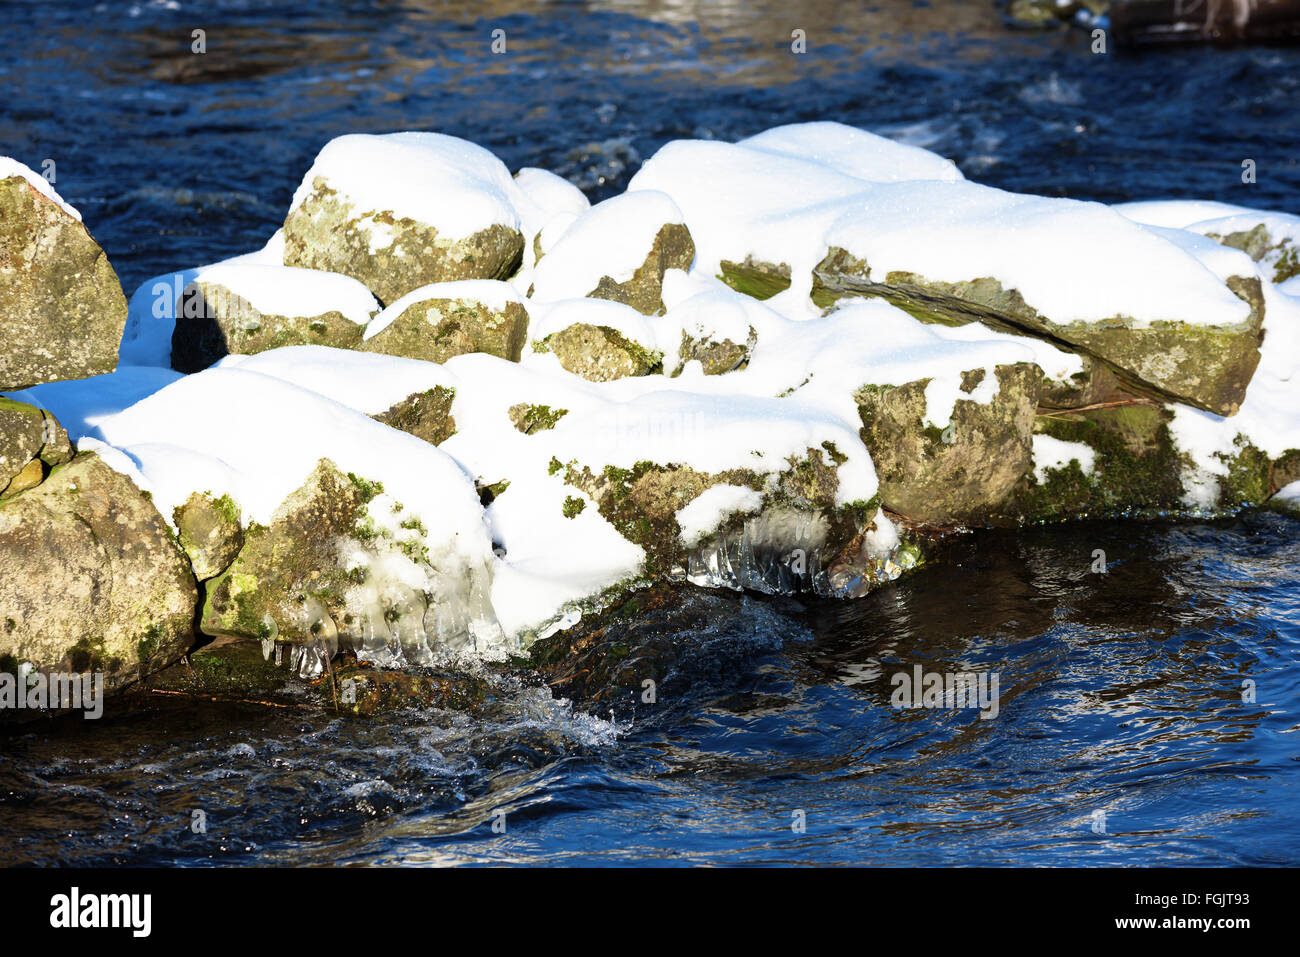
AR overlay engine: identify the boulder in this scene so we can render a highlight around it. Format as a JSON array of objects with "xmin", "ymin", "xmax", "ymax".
[
  {"xmin": 170, "ymin": 263, "xmax": 377, "ymax": 373},
  {"xmin": 0, "ymin": 166, "xmax": 128, "ymax": 390},
  {"xmin": 819, "ymin": 265, "xmax": 1264, "ymax": 418},
  {"xmin": 854, "ymin": 363, "xmax": 1042, "ymax": 524},
  {"xmin": 0, "ymin": 454, "xmax": 198, "ymax": 696},
  {"xmin": 538, "ymin": 322, "xmax": 662, "ymax": 381},
  {"xmin": 281, "ymin": 133, "xmax": 525, "ymax": 305},
  {"xmin": 361, "ymin": 281, "xmax": 527, "ymax": 364}
]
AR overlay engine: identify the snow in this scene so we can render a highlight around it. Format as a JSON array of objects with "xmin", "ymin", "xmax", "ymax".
[
  {"xmin": 5, "ymin": 366, "xmax": 185, "ymax": 441},
  {"xmin": 529, "ymin": 190, "xmax": 688, "ymax": 303},
  {"xmin": 677, "ymin": 485, "xmax": 765, "ymax": 546},
  {"xmin": 120, "ymin": 231, "xmax": 288, "ymax": 367},
  {"xmin": 631, "ymin": 140, "xmax": 1251, "ymax": 327},
  {"xmin": 738, "ymin": 121, "xmax": 965, "ymax": 184},
  {"xmin": 0, "ymin": 157, "xmax": 81, "ymax": 220},
  {"xmin": 216, "ymin": 346, "xmax": 459, "ymax": 416},
  {"xmin": 1167, "ymin": 280, "xmax": 1300, "ymax": 506},
  {"xmin": 512, "ymin": 166, "xmax": 590, "ymax": 270},
  {"xmin": 363, "ymin": 279, "xmax": 524, "ymax": 341},
  {"xmin": 287, "ymin": 132, "xmax": 523, "ymax": 237},
  {"xmin": 189, "ymin": 263, "xmax": 379, "ymax": 325},
  {"xmin": 1032, "ymin": 434, "xmax": 1096, "ymax": 483}
]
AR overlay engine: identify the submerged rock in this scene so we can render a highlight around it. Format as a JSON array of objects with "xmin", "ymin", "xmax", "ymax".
[
  {"xmin": 0, "ymin": 167, "xmax": 128, "ymax": 390},
  {"xmin": 0, "ymin": 454, "xmax": 198, "ymax": 696},
  {"xmin": 281, "ymin": 133, "xmax": 525, "ymax": 305},
  {"xmin": 361, "ymin": 281, "xmax": 528, "ymax": 364},
  {"xmin": 170, "ymin": 264, "xmax": 377, "ymax": 373}
]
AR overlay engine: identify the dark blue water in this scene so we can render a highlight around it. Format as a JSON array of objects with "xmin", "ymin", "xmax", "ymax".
[
  {"xmin": 1, "ymin": 0, "xmax": 1298, "ymax": 866},
  {"xmin": 2, "ymin": 517, "xmax": 1298, "ymax": 865}
]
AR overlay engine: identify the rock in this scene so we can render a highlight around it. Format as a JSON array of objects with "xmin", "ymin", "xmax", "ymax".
[
  {"xmin": 555, "ymin": 444, "xmax": 884, "ymax": 589},
  {"xmin": 149, "ymin": 635, "xmax": 292, "ymax": 697},
  {"xmin": 1015, "ymin": 401, "xmax": 1187, "ymax": 521},
  {"xmin": 360, "ymin": 281, "xmax": 528, "ymax": 364},
  {"xmin": 170, "ymin": 264, "xmax": 377, "ymax": 373},
  {"xmin": 199, "ymin": 458, "xmax": 497, "ymax": 666},
  {"xmin": 330, "ymin": 664, "xmax": 489, "ymax": 717},
  {"xmin": 0, "ymin": 399, "xmax": 73, "ymax": 499},
  {"xmin": 173, "ymin": 491, "xmax": 244, "ymax": 581},
  {"xmin": 539, "ymin": 323, "xmax": 662, "ymax": 381},
  {"xmin": 818, "ymin": 265, "xmax": 1264, "ymax": 417},
  {"xmin": 281, "ymin": 133, "xmax": 525, "ymax": 305},
  {"xmin": 508, "ymin": 402, "xmax": 568, "ymax": 435},
  {"xmin": 718, "ymin": 256, "xmax": 792, "ymax": 300},
  {"xmin": 373, "ymin": 386, "xmax": 457, "ymax": 445},
  {"xmin": 0, "ymin": 168, "xmax": 128, "ymax": 390},
  {"xmin": 855, "ymin": 363, "xmax": 1042, "ymax": 524},
  {"xmin": 678, "ymin": 325, "xmax": 756, "ymax": 375},
  {"xmin": 200, "ymin": 459, "xmax": 373, "ymax": 647},
  {"xmin": 1205, "ymin": 222, "xmax": 1300, "ymax": 285},
  {"xmin": 0, "ymin": 454, "xmax": 198, "ymax": 696},
  {"xmin": 528, "ymin": 191, "xmax": 695, "ymax": 315}
]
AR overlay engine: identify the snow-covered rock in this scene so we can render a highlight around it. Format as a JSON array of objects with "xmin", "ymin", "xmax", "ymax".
[
  {"xmin": 282, "ymin": 132, "xmax": 527, "ymax": 305},
  {"xmin": 361, "ymin": 279, "xmax": 528, "ymax": 365},
  {"xmin": 171, "ymin": 262, "xmax": 379, "ymax": 372},
  {"xmin": 528, "ymin": 190, "xmax": 694, "ymax": 315}
]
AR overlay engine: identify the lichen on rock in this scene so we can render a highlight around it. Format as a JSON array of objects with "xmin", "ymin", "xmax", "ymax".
[
  {"xmin": 0, "ymin": 453, "xmax": 198, "ymax": 697},
  {"xmin": 0, "ymin": 173, "xmax": 128, "ymax": 390}
]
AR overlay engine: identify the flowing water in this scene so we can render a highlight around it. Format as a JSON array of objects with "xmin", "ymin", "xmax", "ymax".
[{"xmin": 1, "ymin": 0, "xmax": 1299, "ymax": 865}]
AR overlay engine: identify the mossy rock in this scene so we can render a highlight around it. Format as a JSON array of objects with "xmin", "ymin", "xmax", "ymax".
[
  {"xmin": 0, "ymin": 175, "xmax": 128, "ymax": 391},
  {"xmin": 718, "ymin": 256, "xmax": 792, "ymax": 301},
  {"xmin": 677, "ymin": 326, "xmax": 756, "ymax": 376},
  {"xmin": 1207, "ymin": 223, "xmax": 1300, "ymax": 284},
  {"xmin": 0, "ymin": 453, "xmax": 198, "ymax": 696},
  {"xmin": 173, "ymin": 491, "xmax": 244, "ymax": 581},
  {"xmin": 855, "ymin": 363, "xmax": 1042, "ymax": 524},
  {"xmin": 0, "ymin": 397, "xmax": 50, "ymax": 494},
  {"xmin": 543, "ymin": 323, "xmax": 662, "ymax": 381},
  {"xmin": 150, "ymin": 635, "xmax": 291, "ymax": 696},
  {"xmin": 374, "ymin": 386, "xmax": 457, "ymax": 445},
  {"xmin": 813, "ymin": 258, "xmax": 1264, "ymax": 417},
  {"xmin": 585, "ymin": 222, "xmax": 695, "ymax": 316},
  {"xmin": 170, "ymin": 280, "xmax": 366, "ymax": 373},
  {"xmin": 283, "ymin": 177, "xmax": 523, "ymax": 306},
  {"xmin": 201, "ymin": 460, "xmax": 366, "ymax": 644},
  {"xmin": 362, "ymin": 296, "xmax": 528, "ymax": 364},
  {"xmin": 560, "ymin": 446, "xmax": 863, "ymax": 577},
  {"xmin": 508, "ymin": 402, "xmax": 568, "ymax": 435},
  {"xmin": 326, "ymin": 664, "xmax": 490, "ymax": 717},
  {"xmin": 1014, "ymin": 401, "xmax": 1189, "ymax": 521}
]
